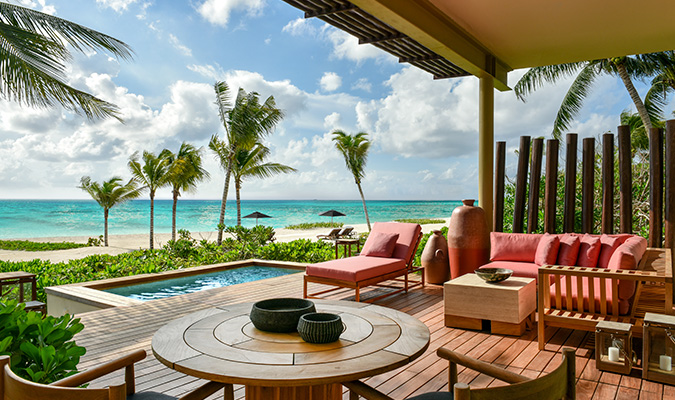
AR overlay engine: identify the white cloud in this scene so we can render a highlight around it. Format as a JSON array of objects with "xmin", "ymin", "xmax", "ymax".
[
  {"xmin": 18, "ymin": 0, "xmax": 56, "ymax": 14},
  {"xmin": 196, "ymin": 0, "xmax": 265, "ymax": 27},
  {"xmin": 326, "ymin": 29, "xmax": 388, "ymax": 63},
  {"xmin": 169, "ymin": 34, "xmax": 193, "ymax": 57},
  {"xmin": 282, "ymin": 18, "xmax": 316, "ymax": 36},
  {"xmin": 320, "ymin": 72, "xmax": 342, "ymax": 92},
  {"xmin": 352, "ymin": 78, "xmax": 372, "ymax": 92},
  {"xmin": 95, "ymin": 0, "xmax": 138, "ymax": 13}
]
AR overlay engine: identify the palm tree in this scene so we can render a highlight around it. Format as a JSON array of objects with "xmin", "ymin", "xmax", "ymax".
[
  {"xmin": 209, "ymin": 81, "xmax": 284, "ymax": 244},
  {"xmin": 78, "ymin": 176, "xmax": 143, "ymax": 246},
  {"xmin": 160, "ymin": 143, "xmax": 210, "ymax": 241},
  {"xmin": 514, "ymin": 53, "xmax": 672, "ymax": 139},
  {"xmin": 332, "ymin": 130, "xmax": 372, "ymax": 231},
  {"xmin": 128, "ymin": 151, "xmax": 171, "ymax": 249},
  {"xmin": 0, "ymin": 2, "xmax": 133, "ymax": 121},
  {"xmin": 645, "ymin": 52, "xmax": 675, "ymax": 121},
  {"xmin": 232, "ymin": 143, "xmax": 297, "ymax": 225}
]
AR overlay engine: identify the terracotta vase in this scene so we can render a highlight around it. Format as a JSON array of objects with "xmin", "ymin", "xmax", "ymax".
[
  {"xmin": 421, "ymin": 230, "xmax": 450, "ymax": 284},
  {"xmin": 447, "ymin": 199, "xmax": 490, "ymax": 279}
]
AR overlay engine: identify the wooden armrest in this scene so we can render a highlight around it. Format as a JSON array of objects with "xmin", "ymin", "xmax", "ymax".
[
  {"xmin": 51, "ymin": 349, "xmax": 146, "ymax": 389},
  {"xmin": 437, "ymin": 348, "xmax": 530, "ymax": 385},
  {"xmin": 178, "ymin": 381, "xmax": 231, "ymax": 400},
  {"xmin": 538, "ymin": 265, "xmax": 666, "ymax": 283},
  {"xmin": 343, "ymin": 380, "xmax": 394, "ymax": 400}
]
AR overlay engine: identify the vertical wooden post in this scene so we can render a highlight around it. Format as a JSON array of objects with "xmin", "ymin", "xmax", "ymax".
[
  {"xmin": 544, "ymin": 139, "xmax": 559, "ymax": 233},
  {"xmin": 563, "ymin": 133, "xmax": 578, "ymax": 233},
  {"xmin": 494, "ymin": 141, "xmax": 506, "ymax": 232},
  {"xmin": 513, "ymin": 136, "xmax": 531, "ymax": 233},
  {"xmin": 618, "ymin": 125, "xmax": 632, "ymax": 233},
  {"xmin": 581, "ymin": 138, "xmax": 595, "ymax": 233},
  {"xmin": 602, "ymin": 133, "xmax": 615, "ymax": 234},
  {"xmin": 650, "ymin": 128, "xmax": 664, "ymax": 247},
  {"xmin": 528, "ymin": 138, "xmax": 544, "ymax": 233},
  {"xmin": 479, "ymin": 76, "xmax": 495, "ymax": 231},
  {"xmin": 666, "ymin": 120, "xmax": 675, "ymax": 249}
]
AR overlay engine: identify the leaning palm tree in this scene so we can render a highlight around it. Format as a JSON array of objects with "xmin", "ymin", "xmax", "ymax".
[
  {"xmin": 232, "ymin": 143, "xmax": 297, "ymax": 225},
  {"xmin": 161, "ymin": 143, "xmax": 210, "ymax": 241},
  {"xmin": 332, "ymin": 130, "xmax": 372, "ymax": 231},
  {"xmin": 78, "ymin": 176, "xmax": 143, "ymax": 246},
  {"xmin": 128, "ymin": 151, "xmax": 171, "ymax": 249},
  {"xmin": 645, "ymin": 52, "xmax": 675, "ymax": 123},
  {"xmin": 0, "ymin": 2, "xmax": 133, "ymax": 121},
  {"xmin": 209, "ymin": 81, "xmax": 284, "ymax": 244},
  {"xmin": 514, "ymin": 53, "xmax": 672, "ymax": 139}
]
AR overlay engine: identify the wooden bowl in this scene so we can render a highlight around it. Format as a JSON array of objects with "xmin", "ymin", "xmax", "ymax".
[
  {"xmin": 474, "ymin": 268, "xmax": 513, "ymax": 283},
  {"xmin": 250, "ymin": 298, "xmax": 316, "ymax": 333},
  {"xmin": 297, "ymin": 313, "xmax": 344, "ymax": 344}
]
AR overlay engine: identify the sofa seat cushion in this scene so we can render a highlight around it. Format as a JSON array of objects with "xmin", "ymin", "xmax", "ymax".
[
  {"xmin": 490, "ymin": 232, "xmax": 542, "ymax": 263},
  {"xmin": 551, "ymin": 276, "xmax": 629, "ymax": 315},
  {"xmin": 479, "ymin": 261, "xmax": 540, "ymax": 280},
  {"xmin": 306, "ymin": 256, "xmax": 406, "ymax": 282}
]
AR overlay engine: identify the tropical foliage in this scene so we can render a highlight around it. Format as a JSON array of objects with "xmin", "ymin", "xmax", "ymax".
[
  {"xmin": 0, "ymin": 2, "xmax": 133, "ymax": 120},
  {"xmin": 78, "ymin": 176, "xmax": 143, "ymax": 246},
  {"xmin": 332, "ymin": 130, "xmax": 372, "ymax": 231},
  {"xmin": 0, "ymin": 240, "xmax": 89, "ymax": 251}
]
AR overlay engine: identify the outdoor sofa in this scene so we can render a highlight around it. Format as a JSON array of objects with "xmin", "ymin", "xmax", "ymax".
[{"xmin": 304, "ymin": 221, "xmax": 423, "ymax": 302}]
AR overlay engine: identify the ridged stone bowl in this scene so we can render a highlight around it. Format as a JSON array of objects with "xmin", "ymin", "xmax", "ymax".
[
  {"xmin": 474, "ymin": 268, "xmax": 513, "ymax": 283},
  {"xmin": 250, "ymin": 298, "xmax": 316, "ymax": 333},
  {"xmin": 297, "ymin": 312, "xmax": 344, "ymax": 344}
]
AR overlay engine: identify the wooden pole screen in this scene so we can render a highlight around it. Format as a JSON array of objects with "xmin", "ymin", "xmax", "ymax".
[
  {"xmin": 494, "ymin": 141, "xmax": 506, "ymax": 233},
  {"xmin": 618, "ymin": 125, "xmax": 632, "ymax": 233},
  {"xmin": 666, "ymin": 120, "xmax": 675, "ymax": 249},
  {"xmin": 601, "ymin": 133, "xmax": 614, "ymax": 234},
  {"xmin": 563, "ymin": 133, "xmax": 578, "ymax": 233},
  {"xmin": 649, "ymin": 128, "xmax": 664, "ymax": 247},
  {"xmin": 528, "ymin": 138, "xmax": 544, "ymax": 233},
  {"xmin": 544, "ymin": 139, "xmax": 559, "ymax": 233},
  {"xmin": 513, "ymin": 136, "xmax": 530, "ymax": 233},
  {"xmin": 582, "ymin": 138, "xmax": 595, "ymax": 233}
]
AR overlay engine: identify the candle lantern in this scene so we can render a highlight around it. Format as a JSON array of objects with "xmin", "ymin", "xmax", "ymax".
[
  {"xmin": 595, "ymin": 320, "xmax": 633, "ymax": 374},
  {"xmin": 643, "ymin": 313, "xmax": 675, "ymax": 384}
]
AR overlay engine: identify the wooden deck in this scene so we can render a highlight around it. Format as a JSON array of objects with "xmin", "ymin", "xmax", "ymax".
[{"xmin": 76, "ymin": 272, "xmax": 675, "ymax": 399}]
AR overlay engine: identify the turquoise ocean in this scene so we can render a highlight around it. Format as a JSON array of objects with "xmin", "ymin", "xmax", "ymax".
[{"xmin": 0, "ymin": 199, "xmax": 461, "ymax": 239}]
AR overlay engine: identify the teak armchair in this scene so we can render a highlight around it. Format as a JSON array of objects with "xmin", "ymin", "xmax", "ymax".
[
  {"xmin": 345, "ymin": 347, "xmax": 576, "ymax": 400},
  {"xmin": 0, "ymin": 349, "xmax": 230, "ymax": 400}
]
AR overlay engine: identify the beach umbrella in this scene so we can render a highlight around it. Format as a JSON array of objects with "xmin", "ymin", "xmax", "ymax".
[
  {"xmin": 243, "ymin": 211, "xmax": 272, "ymax": 226},
  {"xmin": 319, "ymin": 209, "xmax": 346, "ymax": 224}
]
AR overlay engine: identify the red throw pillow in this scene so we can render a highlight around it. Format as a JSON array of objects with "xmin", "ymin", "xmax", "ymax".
[
  {"xmin": 534, "ymin": 233, "xmax": 560, "ymax": 266},
  {"xmin": 556, "ymin": 233, "xmax": 581, "ymax": 266},
  {"xmin": 597, "ymin": 234, "xmax": 621, "ymax": 268},
  {"xmin": 576, "ymin": 234, "xmax": 602, "ymax": 268},
  {"xmin": 361, "ymin": 232, "xmax": 399, "ymax": 258},
  {"xmin": 489, "ymin": 232, "xmax": 542, "ymax": 262}
]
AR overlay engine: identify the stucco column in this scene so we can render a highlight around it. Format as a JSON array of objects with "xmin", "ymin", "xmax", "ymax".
[{"xmin": 479, "ymin": 76, "xmax": 494, "ymax": 231}]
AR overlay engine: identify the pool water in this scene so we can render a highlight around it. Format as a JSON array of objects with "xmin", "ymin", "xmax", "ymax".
[{"xmin": 103, "ymin": 266, "xmax": 301, "ymax": 301}]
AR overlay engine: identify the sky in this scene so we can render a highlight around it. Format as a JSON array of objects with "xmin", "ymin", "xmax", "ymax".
[{"xmin": 1, "ymin": 0, "xmax": 672, "ymax": 201}]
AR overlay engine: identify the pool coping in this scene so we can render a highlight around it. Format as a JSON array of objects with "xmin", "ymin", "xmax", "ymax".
[{"xmin": 45, "ymin": 259, "xmax": 307, "ymax": 315}]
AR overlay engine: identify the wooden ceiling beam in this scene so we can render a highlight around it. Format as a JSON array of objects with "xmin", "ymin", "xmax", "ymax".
[{"xmin": 305, "ymin": 3, "xmax": 357, "ymax": 18}]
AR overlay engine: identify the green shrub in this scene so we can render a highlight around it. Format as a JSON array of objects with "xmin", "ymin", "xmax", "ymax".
[
  {"xmin": 0, "ymin": 240, "xmax": 89, "ymax": 252},
  {"xmin": 0, "ymin": 300, "xmax": 85, "ymax": 384}
]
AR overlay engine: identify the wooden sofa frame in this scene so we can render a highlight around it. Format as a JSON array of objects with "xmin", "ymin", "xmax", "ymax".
[
  {"xmin": 303, "ymin": 230, "xmax": 424, "ymax": 303},
  {"xmin": 538, "ymin": 247, "xmax": 673, "ymax": 349}
]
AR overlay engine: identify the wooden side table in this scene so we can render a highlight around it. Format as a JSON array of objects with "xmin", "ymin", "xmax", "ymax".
[
  {"xmin": 335, "ymin": 238, "xmax": 360, "ymax": 259},
  {"xmin": 0, "ymin": 271, "xmax": 46, "ymax": 314},
  {"xmin": 444, "ymin": 273, "xmax": 535, "ymax": 336}
]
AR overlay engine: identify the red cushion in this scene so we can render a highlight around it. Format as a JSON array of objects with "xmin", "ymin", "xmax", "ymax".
[
  {"xmin": 534, "ymin": 233, "xmax": 560, "ymax": 266},
  {"xmin": 550, "ymin": 275, "xmax": 629, "ymax": 315},
  {"xmin": 305, "ymin": 256, "xmax": 407, "ymax": 282},
  {"xmin": 576, "ymin": 234, "xmax": 601, "ymax": 268},
  {"xmin": 368, "ymin": 222, "xmax": 422, "ymax": 262},
  {"xmin": 556, "ymin": 234, "xmax": 581, "ymax": 266},
  {"xmin": 490, "ymin": 232, "xmax": 542, "ymax": 263},
  {"xmin": 479, "ymin": 261, "xmax": 540, "ymax": 280},
  {"xmin": 607, "ymin": 236, "xmax": 648, "ymax": 300},
  {"xmin": 598, "ymin": 234, "xmax": 621, "ymax": 268},
  {"xmin": 361, "ymin": 232, "xmax": 399, "ymax": 257}
]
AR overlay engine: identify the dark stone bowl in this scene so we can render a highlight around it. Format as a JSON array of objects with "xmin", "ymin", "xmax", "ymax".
[
  {"xmin": 297, "ymin": 313, "xmax": 344, "ymax": 344},
  {"xmin": 250, "ymin": 298, "xmax": 316, "ymax": 333},
  {"xmin": 474, "ymin": 268, "xmax": 513, "ymax": 283}
]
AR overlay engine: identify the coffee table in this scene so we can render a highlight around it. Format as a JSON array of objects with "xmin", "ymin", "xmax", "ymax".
[
  {"xmin": 444, "ymin": 273, "xmax": 536, "ymax": 335},
  {"xmin": 152, "ymin": 299, "xmax": 429, "ymax": 400}
]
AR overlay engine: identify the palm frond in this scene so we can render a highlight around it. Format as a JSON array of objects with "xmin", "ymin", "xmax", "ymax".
[
  {"xmin": 551, "ymin": 64, "xmax": 598, "ymax": 138},
  {"xmin": 514, "ymin": 62, "xmax": 587, "ymax": 101}
]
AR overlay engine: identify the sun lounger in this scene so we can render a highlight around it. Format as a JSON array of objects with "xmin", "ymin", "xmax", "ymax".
[
  {"xmin": 337, "ymin": 226, "xmax": 354, "ymax": 238},
  {"xmin": 316, "ymin": 227, "xmax": 341, "ymax": 241},
  {"xmin": 304, "ymin": 222, "xmax": 423, "ymax": 302}
]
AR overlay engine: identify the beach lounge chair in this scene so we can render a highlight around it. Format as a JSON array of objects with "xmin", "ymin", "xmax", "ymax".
[
  {"xmin": 316, "ymin": 227, "xmax": 341, "ymax": 241},
  {"xmin": 304, "ymin": 222, "xmax": 423, "ymax": 302},
  {"xmin": 336, "ymin": 226, "xmax": 354, "ymax": 238}
]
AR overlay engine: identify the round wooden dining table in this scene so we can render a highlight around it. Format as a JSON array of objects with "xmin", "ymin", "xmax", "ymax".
[{"xmin": 152, "ymin": 299, "xmax": 430, "ymax": 400}]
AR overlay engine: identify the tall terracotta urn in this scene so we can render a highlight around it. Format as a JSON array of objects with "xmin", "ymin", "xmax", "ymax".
[
  {"xmin": 447, "ymin": 199, "xmax": 490, "ymax": 279},
  {"xmin": 421, "ymin": 230, "xmax": 450, "ymax": 284}
]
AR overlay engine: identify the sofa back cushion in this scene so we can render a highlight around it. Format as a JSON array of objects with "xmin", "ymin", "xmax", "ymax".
[
  {"xmin": 534, "ymin": 233, "xmax": 560, "ymax": 266},
  {"xmin": 361, "ymin": 232, "xmax": 399, "ymax": 258},
  {"xmin": 368, "ymin": 222, "xmax": 422, "ymax": 262},
  {"xmin": 490, "ymin": 232, "xmax": 542, "ymax": 263},
  {"xmin": 607, "ymin": 235, "xmax": 648, "ymax": 301},
  {"xmin": 557, "ymin": 233, "xmax": 581, "ymax": 266},
  {"xmin": 576, "ymin": 234, "xmax": 602, "ymax": 268}
]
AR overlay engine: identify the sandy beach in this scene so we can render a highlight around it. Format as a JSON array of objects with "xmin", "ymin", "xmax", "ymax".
[{"xmin": 0, "ymin": 219, "xmax": 450, "ymax": 263}]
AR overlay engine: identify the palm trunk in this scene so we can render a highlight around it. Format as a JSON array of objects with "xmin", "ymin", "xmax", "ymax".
[
  {"xmin": 217, "ymin": 164, "xmax": 232, "ymax": 245},
  {"xmin": 149, "ymin": 192, "xmax": 155, "ymax": 250},
  {"xmin": 236, "ymin": 180, "xmax": 242, "ymax": 226},
  {"xmin": 616, "ymin": 61, "xmax": 653, "ymax": 131},
  {"xmin": 104, "ymin": 208, "xmax": 109, "ymax": 247},
  {"xmin": 171, "ymin": 188, "xmax": 179, "ymax": 242},
  {"xmin": 357, "ymin": 182, "xmax": 371, "ymax": 231}
]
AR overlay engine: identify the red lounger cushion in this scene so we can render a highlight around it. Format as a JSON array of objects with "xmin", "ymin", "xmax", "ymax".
[
  {"xmin": 490, "ymin": 232, "xmax": 542, "ymax": 263},
  {"xmin": 305, "ymin": 256, "xmax": 407, "ymax": 282},
  {"xmin": 479, "ymin": 261, "xmax": 541, "ymax": 280},
  {"xmin": 368, "ymin": 222, "xmax": 422, "ymax": 262},
  {"xmin": 551, "ymin": 275, "xmax": 629, "ymax": 315}
]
